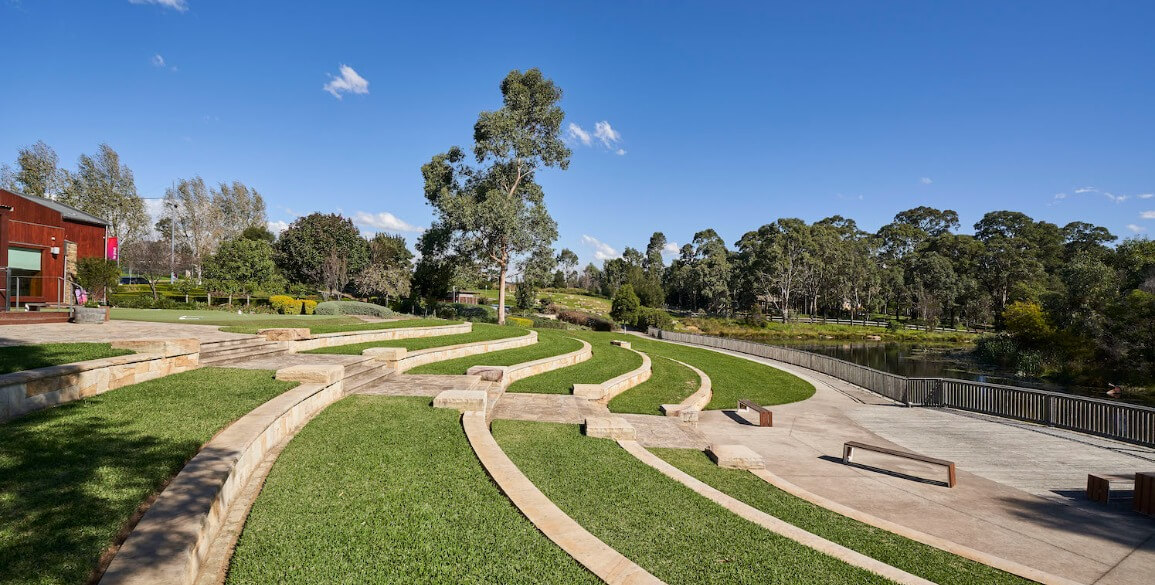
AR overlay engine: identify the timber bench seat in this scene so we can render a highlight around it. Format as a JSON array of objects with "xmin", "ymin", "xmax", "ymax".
[
  {"xmin": 842, "ymin": 441, "xmax": 957, "ymax": 487},
  {"xmin": 1086, "ymin": 473, "xmax": 1134, "ymax": 504},
  {"xmin": 737, "ymin": 399, "xmax": 773, "ymax": 427}
]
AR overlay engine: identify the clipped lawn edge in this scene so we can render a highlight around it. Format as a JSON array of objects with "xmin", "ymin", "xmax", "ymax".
[
  {"xmin": 100, "ymin": 366, "xmax": 347, "ymax": 585},
  {"xmin": 747, "ymin": 466, "xmax": 1079, "ymax": 585},
  {"xmin": 460, "ymin": 412, "xmax": 661, "ymax": 584},
  {"xmin": 617, "ymin": 441, "xmax": 933, "ymax": 585},
  {"xmin": 396, "ymin": 330, "xmax": 538, "ymax": 372}
]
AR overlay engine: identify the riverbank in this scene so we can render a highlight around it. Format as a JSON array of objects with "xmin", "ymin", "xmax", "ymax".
[{"xmin": 677, "ymin": 317, "xmax": 977, "ymax": 344}]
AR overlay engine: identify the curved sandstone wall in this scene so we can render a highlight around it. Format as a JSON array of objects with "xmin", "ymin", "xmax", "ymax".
[
  {"xmin": 363, "ymin": 330, "xmax": 539, "ymax": 373},
  {"xmin": 265, "ymin": 322, "xmax": 473, "ymax": 352},
  {"xmin": 467, "ymin": 338, "xmax": 593, "ymax": 387},
  {"xmin": 573, "ymin": 347, "xmax": 652, "ymax": 402}
]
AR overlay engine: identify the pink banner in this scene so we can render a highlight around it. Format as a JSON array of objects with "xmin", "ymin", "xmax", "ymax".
[{"xmin": 106, "ymin": 237, "xmax": 118, "ymax": 261}]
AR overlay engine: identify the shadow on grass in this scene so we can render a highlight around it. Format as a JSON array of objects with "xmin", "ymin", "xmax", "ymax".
[{"xmin": 0, "ymin": 401, "xmax": 204, "ymax": 583}]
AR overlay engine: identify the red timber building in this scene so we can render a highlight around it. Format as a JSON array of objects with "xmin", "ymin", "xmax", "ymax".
[{"xmin": 0, "ymin": 188, "xmax": 109, "ymax": 310}]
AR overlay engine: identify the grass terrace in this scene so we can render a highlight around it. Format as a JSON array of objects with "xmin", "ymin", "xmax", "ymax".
[
  {"xmin": 507, "ymin": 330, "xmax": 641, "ymax": 394},
  {"xmin": 608, "ymin": 354, "xmax": 700, "ymax": 415},
  {"xmin": 653, "ymin": 448, "xmax": 1029, "ymax": 585},
  {"xmin": 406, "ymin": 328, "xmax": 584, "ymax": 375},
  {"xmin": 0, "ymin": 343, "xmax": 134, "ymax": 375},
  {"xmin": 110, "ymin": 308, "xmax": 456, "ymax": 335},
  {"xmin": 0, "ymin": 368, "xmax": 296, "ymax": 585},
  {"xmin": 493, "ymin": 420, "xmax": 890, "ymax": 584},
  {"xmin": 226, "ymin": 397, "xmax": 598, "ymax": 584},
  {"xmin": 301, "ymin": 322, "xmax": 529, "ymax": 355}
]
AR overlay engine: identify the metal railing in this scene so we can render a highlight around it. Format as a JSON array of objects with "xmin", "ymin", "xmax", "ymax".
[
  {"xmin": 1, "ymin": 268, "xmax": 71, "ymax": 310},
  {"xmin": 648, "ymin": 328, "xmax": 1155, "ymax": 447}
]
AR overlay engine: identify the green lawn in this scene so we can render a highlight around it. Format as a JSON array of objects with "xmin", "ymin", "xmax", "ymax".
[
  {"xmin": 493, "ymin": 421, "xmax": 889, "ymax": 584},
  {"xmin": 0, "ymin": 343, "xmax": 134, "ymax": 375},
  {"xmin": 0, "ymin": 368, "xmax": 296, "ymax": 585},
  {"xmin": 653, "ymin": 449, "xmax": 1028, "ymax": 585},
  {"xmin": 110, "ymin": 308, "xmax": 456, "ymax": 335},
  {"xmin": 407, "ymin": 328, "xmax": 585, "ymax": 375},
  {"xmin": 607, "ymin": 354, "xmax": 700, "ymax": 414},
  {"xmin": 507, "ymin": 330, "xmax": 641, "ymax": 394},
  {"xmin": 301, "ymin": 322, "xmax": 528, "ymax": 355},
  {"xmin": 226, "ymin": 397, "xmax": 598, "ymax": 584},
  {"xmin": 621, "ymin": 334, "xmax": 815, "ymax": 409},
  {"xmin": 541, "ymin": 291, "xmax": 612, "ymax": 317}
]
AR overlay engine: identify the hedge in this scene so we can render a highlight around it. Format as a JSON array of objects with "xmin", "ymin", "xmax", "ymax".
[{"xmin": 314, "ymin": 300, "xmax": 393, "ymax": 318}]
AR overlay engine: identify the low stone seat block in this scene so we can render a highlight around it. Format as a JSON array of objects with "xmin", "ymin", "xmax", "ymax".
[
  {"xmin": 679, "ymin": 409, "xmax": 700, "ymax": 423},
  {"xmin": 110, "ymin": 338, "xmax": 200, "ymax": 357},
  {"xmin": 433, "ymin": 389, "xmax": 487, "ymax": 412},
  {"xmin": 257, "ymin": 328, "xmax": 312, "ymax": 341},
  {"xmin": 610, "ymin": 340, "xmax": 631, "ymax": 348},
  {"xmin": 275, "ymin": 364, "xmax": 344, "ymax": 385},
  {"xmin": 466, "ymin": 366, "xmax": 506, "ymax": 382},
  {"xmin": 363, "ymin": 347, "xmax": 407, "ymax": 361},
  {"xmin": 573, "ymin": 383, "xmax": 607, "ymax": 400},
  {"xmin": 708, "ymin": 444, "xmax": 765, "ymax": 470},
  {"xmin": 660, "ymin": 404, "xmax": 682, "ymax": 417},
  {"xmin": 584, "ymin": 416, "xmax": 636, "ymax": 440}
]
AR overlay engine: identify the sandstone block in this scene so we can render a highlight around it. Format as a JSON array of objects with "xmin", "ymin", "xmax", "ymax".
[
  {"xmin": 433, "ymin": 390, "xmax": 487, "ymax": 412},
  {"xmin": 584, "ymin": 416, "xmax": 636, "ymax": 440},
  {"xmin": 659, "ymin": 404, "xmax": 682, "ymax": 417},
  {"xmin": 111, "ymin": 338, "xmax": 199, "ymax": 357},
  {"xmin": 679, "ymin": 409, "xmax": 700, "ymax": 423},
  {"xmin": 708, "ymin": 444, "xmax": 765, "ymax": 470},
  {"xmin": 363, "ymin": 347, "xmax": 406, "ymax": 361},
  {"xmin": 466, "ymin": 366, "xmax": 506, "ymax": 382},
  {"xmin": 257, "ymin": 328, "xmax": 312, "ymax": 341},
  {"xmin": 573, "ymin": 383, "xmax": 607, "ymax": 400},
  {"xmin": 275, "ymin": 364, "xmax": 344, "ymax": 385},
  {"xmin": 610, "ymin": 340, "xmax": 631, "ymax": 349}
]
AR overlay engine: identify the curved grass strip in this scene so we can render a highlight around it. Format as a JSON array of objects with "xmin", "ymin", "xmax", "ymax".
[
  {"xmin": 508, "ymin": 334, "xmax": 642, "ymax": 394},
  {"xmin": 301, "ymin": 322, "xmax": 528, "ymax": 355},
  {"xmin": 0, "ymin": 368, "xmax": 296, "ymax": 585},
  {"xmin": 492, "ymin": 420, "xmax": 891, "ymax": 584},
  {"xmin": 221, "ymin": 317, "xmax": 457, "ymax": 335},
  {"xmin": 408, "ymin": 328, "xmax": 584, "ymax": 375},
  {"xmin": 225, "ymin": 397, "xmax": 599, "ymax": 584},
  {"xmin": 615, "ymin": 334, "xmax": 815, "ymax": 408},
  {"xmin": 651, "ymin": 449, "xmax": 1031, "ymax": 585},
  {"xmin": 608, "ymin": 355, "xmax": 699, "ymax": 415},
  {"xmin": 0, "ymin": 342, "xmax": 135, "ymax": 375}
]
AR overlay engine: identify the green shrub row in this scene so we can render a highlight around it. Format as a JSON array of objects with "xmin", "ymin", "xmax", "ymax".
[
  {"xmin": 314, "ymin": 300, "xmax": 393, "ymax": 318},
  {"xmin": 269, "ymin": 295, "xmax": 317, "ymax": 315},
  {"xmin": 557, "ymin": 309, "xmax": 613, "ymax": 331}
]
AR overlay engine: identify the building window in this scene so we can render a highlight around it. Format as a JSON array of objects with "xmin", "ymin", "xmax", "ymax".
[{"xmin": 8, "ymin": 247, "xmax": 43, "ymax": 298}]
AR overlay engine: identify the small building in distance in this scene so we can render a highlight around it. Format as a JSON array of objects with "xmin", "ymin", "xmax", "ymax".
[
  {"xmin": 0, "ymin": 188, "xmax": 109, "ymax": 309},
  {"xmin": 446, "ymin": 291, "xmax": 482, "ymax": 305}
]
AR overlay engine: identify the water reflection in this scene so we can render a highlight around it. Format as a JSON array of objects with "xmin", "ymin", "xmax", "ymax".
[{"xmin": 770, "ymin": 340, "xmax": 1102, "ymax": 399}]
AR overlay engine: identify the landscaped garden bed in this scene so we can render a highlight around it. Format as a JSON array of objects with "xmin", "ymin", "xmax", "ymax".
[
  {"xmin": 0, "ymin": 368, "xmax": 297, "ymax": 584},
  {"xmin": 492, "ymin": 420, "xmax": 890, "ymax": 584},
  {"xmin": 225, "ymin": 397, "xmax": 598, "ymax": 584}
]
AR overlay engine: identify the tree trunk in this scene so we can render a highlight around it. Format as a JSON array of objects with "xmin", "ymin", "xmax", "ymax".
[{"xmin": 497, "ymin": 264, "xmax": 508, "ymax": 325}]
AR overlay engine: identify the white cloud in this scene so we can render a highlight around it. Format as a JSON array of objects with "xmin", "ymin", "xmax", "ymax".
[
  {"xmin": 323, "ymin": 64, "xmax": 369, "ymax": 99},
  {"xmin": 1142, "ymin": 211, "xmax": 1155, "ymax": 220},
  {"xmin": 1075, "ymin": 186, "xmax": 1097, "ymax": 194},
  {"xmin": 1127, "ymin": 224, "xmax": 1146, "ymax": 233},
  {"xmin": 567, "ymin": 123, "xmax": 591, "ymax": 146},
  {"xmin": 1140, "ymin": 193, "xmax": 1155, "ymax": 199},
  {"xmin": 151, "ymin": 54, "xmax": 165, "ymax": 67},
  {"xmin": 615, "ymin": 148, "xmax": 627, "ymax": 156},
  {"xmin": 1105, "ymin": 192, "xmax": 1128, "ymax": 203},
  {"xmin": 1053, "ymin": 193, "xmax": 1068, "ymax": 200},
  {"xmin": 594, "ymin": 121, "xmax": 621, "ymax": 148},
  {"xmin": 581, "ymin": 235, "xmax": 619, "ymax": 261},
  {"xmin": 919, "ymin": 177, "xmax": 933, "ymax": 185},
  {"xmin": 129, "ymin": 0, "xmax": 188, "ymax": 12},
  {"xmin": 353, "ymin": 211, "xmax": 423, "ymax": 234},
  {"xmin": 662, "ymin": 242, "xmax": 679, "ymax": 256},
  {"xmin": 267, "ymin": 220, "xmax": 290, "ymax": 235}
]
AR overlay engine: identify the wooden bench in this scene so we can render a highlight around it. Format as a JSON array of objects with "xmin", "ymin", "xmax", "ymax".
[
  {"xmin": 1137, "ymin": 472, "xmax": 1155, "ymax": 516},
  {"xmin": 842, "ymin": 441, "xmax": 957, "ymax": 488},
  {"xmin": 737, "ymin": 399, "xmax": 772, "ymax": 427},
  {"xmin": 1086, "ymin": 473, "xmax": 1134, "ymax": 504}
]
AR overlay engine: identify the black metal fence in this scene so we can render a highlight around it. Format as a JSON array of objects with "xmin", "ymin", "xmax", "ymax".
[{"xmin": 648, "ymin": 328, "xmax": 1155, "ymax": 447}]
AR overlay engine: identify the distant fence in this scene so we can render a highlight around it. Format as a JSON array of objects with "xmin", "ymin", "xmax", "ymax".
[{"xmin": 648, "ymin": 328, "xmax": 1155, "ymax": 448}]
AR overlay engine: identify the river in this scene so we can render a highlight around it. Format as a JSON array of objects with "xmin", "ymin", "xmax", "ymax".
[{"xmin": 769, "ymin": 340, "xmax": 1111, "ymax": 400}]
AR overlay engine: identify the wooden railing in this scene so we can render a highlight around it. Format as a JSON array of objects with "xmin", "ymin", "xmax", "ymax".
[{"xmin": 648, "ymin": 328, "xmax": 1155, "ymax": 448}]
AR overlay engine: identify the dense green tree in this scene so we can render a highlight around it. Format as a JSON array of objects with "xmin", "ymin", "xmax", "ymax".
[
  {"xmin": 610, "ymin": 283, "xmax": 641, "ymax": 325},
  {"xmin": 354, "ymin": 233, "xmax": 413, "ymax": 305},
  {"xmin": 274, "ymin": 213, "xmax": 368, "ymax": 298},
  {"xmin": 556, "ymin": 248, "xmax": 579, "ymax": 287},
  {"xmin": 421, "ymin": 69, "xmax": 570, "ymax": 324},
  {"xmin": 735, "ymin": 219, "xmax": 810, "ymax": 320},
  {"xmin": 60, "ymin": 144, "xmax": 149, "ymax": 249},
  {"xmin": 204, "ymin": 237, "xmax": 282, "ymax": 305},
  {"xmin": 1, "ymin": 140, "xmax": 66, "ymax": 199}
]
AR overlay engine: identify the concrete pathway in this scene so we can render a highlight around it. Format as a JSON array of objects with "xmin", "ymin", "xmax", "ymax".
[{"xmin": 0, "ymin": 320, "xmax": 252, "ymax": 345}]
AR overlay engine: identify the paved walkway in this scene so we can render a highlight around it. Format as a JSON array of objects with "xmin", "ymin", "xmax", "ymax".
[{"xmin": 0, "ymin": 320, "xmax": 251, "ymax": 346}]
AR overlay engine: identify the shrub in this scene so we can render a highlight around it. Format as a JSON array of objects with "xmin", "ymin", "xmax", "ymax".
[
  {"xmin": 610, "ymin": 284, "xmax": 641, "ymax": 325},
  {"xmin": 634, "ymin": 307, "xmax": 673, "ymax": 330},
  {"xmin": 302, "ymin": 299, "xmax": 318, "ymax": 315},
  {"xmin": 284, "ymin": 299, "xmax": 304, "ymax": 315},
  {"xmin": 887, "ymin": 320, "xmax": 903, "ymax": 332},
  {"xmin": 507, "ymin": 316, "xmax": 533, "ymax": 328},
  {"xmin": 557, "ymin": 309, "xmax": 614, "ymax": 332},
  {"xmin": 269, "ymin": 295, "xmax": 295, "ymax": 314},
  {"xmin": 76, "ymin": 258, "xmax": 120, "ymax": 301},
  {"xmin": 314, "ymin": 300, "xmax": 394, "ymax": 318},
  {"xmin": 527, "ymin": 316, "xmax": 570, "ymax": 329}
]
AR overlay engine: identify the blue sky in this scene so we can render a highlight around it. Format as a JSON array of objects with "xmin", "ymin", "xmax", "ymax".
[{"xmin": 2, "ymin": 1, "xmax": 1153, "ymax": 267}]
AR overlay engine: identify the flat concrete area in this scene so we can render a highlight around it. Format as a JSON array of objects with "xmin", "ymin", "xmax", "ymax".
[
  {"xmin": 650, "ymin": 340, "xmax": 1155, "ymax": 585},
  {"xmin": 0, "ymin": 320, "xmax": 252, "ymax": 346}
]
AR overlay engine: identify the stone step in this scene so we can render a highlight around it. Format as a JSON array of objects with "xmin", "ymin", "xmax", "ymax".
[
  {"xmin": 342, "ymin": 366, "xmax": 393, "ymax": 393},
  {"xmin": 201, "ymin": 344, "xmax": 289, "ymax": 365},
  {"xmin": 201, "ymin": 340, "xmax": 285, "ymax": 361},
  {"xmin": 200, "ymin": 337, "xmax": 269, "ymax": 352}
]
